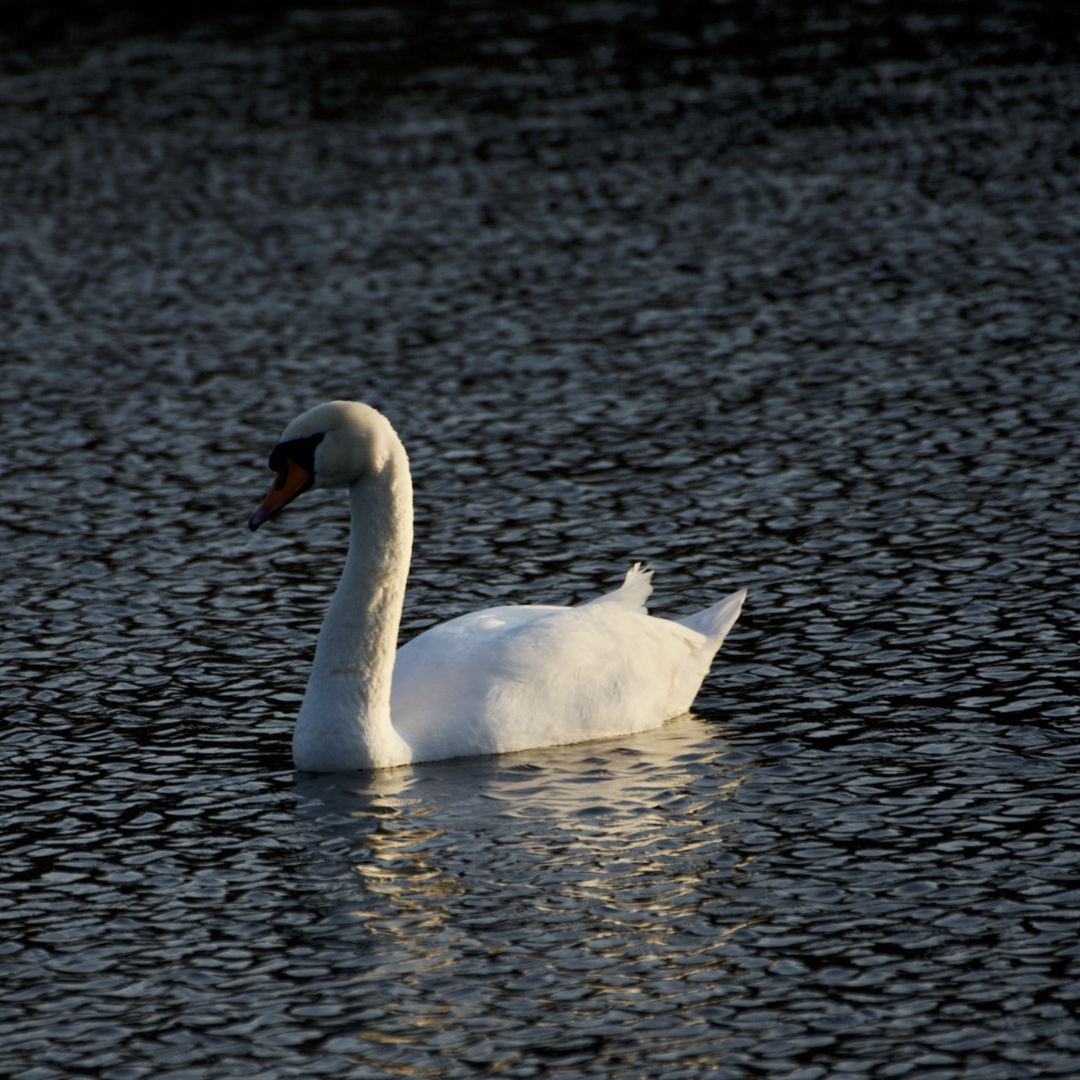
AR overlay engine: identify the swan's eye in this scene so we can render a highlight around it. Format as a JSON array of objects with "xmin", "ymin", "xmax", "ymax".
[{"xmin": 268, "ymin": 432, "xmax": 325, "ymax": 478}]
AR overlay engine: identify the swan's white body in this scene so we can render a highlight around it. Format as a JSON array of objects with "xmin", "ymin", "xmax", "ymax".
[{"xmin": 251, "ymin": 401, "xmax": 746, "ymax": 772}]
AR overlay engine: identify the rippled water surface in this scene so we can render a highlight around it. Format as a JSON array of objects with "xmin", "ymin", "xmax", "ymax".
[{"xmin": 3, "ymin": 4, "xmax": 1080, "ymax": 1077}]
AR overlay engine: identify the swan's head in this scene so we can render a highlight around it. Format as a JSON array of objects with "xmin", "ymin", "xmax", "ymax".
[{"xmin": 249, "ymin": 401, "xmax": 400, "ymax": 531}]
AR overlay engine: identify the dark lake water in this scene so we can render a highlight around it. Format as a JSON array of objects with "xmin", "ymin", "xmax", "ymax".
[{"xmin": 3, "ymin": 3, "xmax": 1080, "ymax": 1077}]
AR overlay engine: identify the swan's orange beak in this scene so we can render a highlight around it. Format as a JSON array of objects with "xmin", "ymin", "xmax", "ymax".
[{"xmin": 249, "ymin": 457, "xmax": 314, "ymax": 531}]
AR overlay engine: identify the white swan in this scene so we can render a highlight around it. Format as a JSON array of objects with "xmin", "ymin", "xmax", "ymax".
[{"xmin": 250, "ymin": 401, "xmax": 746, "ymax": 772}]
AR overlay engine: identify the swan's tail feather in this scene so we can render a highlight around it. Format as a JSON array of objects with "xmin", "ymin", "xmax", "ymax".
[
  {"xmin": 678, "ymin": 588, "xmax": 747, "ymax": 650},
  {"xmin": 586, "ymin": 562, "xmax": 654, "ymax": 614}
]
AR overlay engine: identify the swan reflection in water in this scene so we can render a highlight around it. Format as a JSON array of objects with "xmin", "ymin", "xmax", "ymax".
[{"xmin": 293, "ymin": 715, "xmax": 752, "ymax": 947}]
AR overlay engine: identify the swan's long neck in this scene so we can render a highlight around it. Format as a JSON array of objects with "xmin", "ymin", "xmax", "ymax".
[{"xmin": 292, "ymin": 444, "xmax": 414, "ymax": 770}]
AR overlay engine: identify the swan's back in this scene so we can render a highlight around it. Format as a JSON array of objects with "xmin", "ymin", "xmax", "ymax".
[{"xmin": 390, "ymin": 567, "xmax": 745, "ymax": 761}]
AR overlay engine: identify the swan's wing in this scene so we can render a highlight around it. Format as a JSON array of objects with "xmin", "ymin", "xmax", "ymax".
[
  {"xmin": 391, "ymin": 599, "xmax": 707, "ymax": 761},
  {"xmin": 582, "ymin": 562, "xmax": 653, "ymax": 616},
  {"xmin": 390, "ymin": 602, "xmax": 558, "ymax": 748}
]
